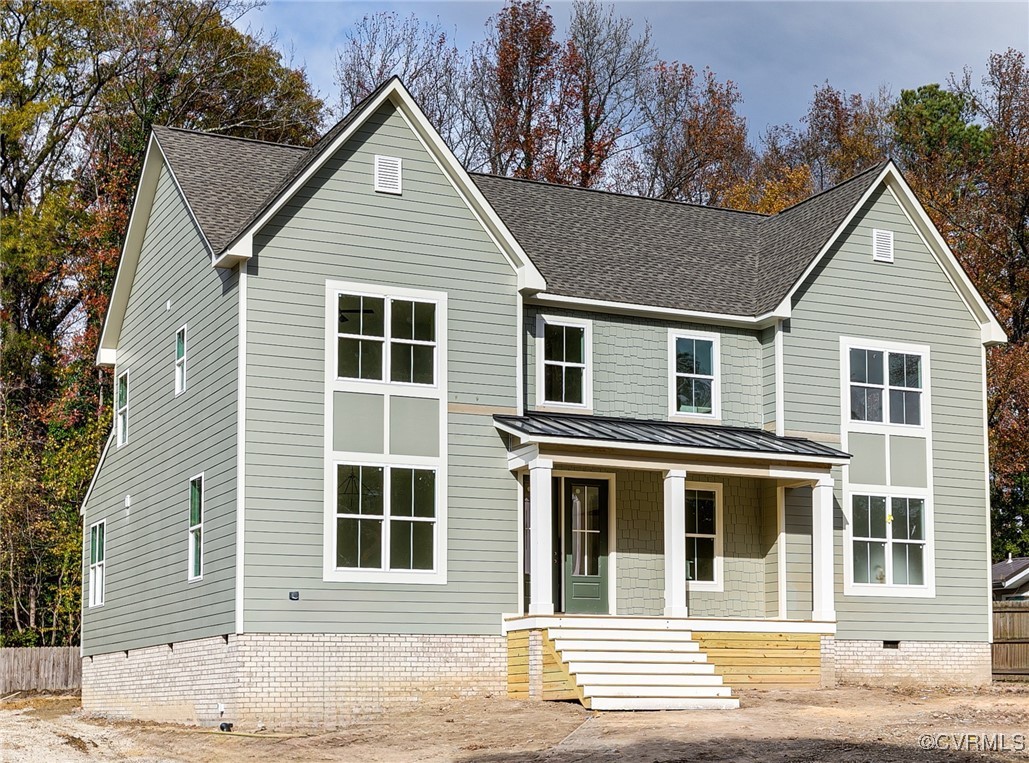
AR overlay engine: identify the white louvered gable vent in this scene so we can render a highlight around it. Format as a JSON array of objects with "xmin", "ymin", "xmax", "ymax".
[
  {"xmin": 374, "ymin": 155, "xmax": 402, "ymax": 195},
  {"xmin": 872, "ymin": 228, "xmax": 894, "ymax": 263}
]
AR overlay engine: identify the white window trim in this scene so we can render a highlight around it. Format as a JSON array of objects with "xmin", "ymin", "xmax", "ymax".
[
  {"xmin": 174, "ymin": 324, "xmax": 187, "ymax": 396},
  {"xmin": 684, "ymin": 480, "xmax": 724, "ymax": 593},
  {"xmin": 331, "ymin": 461, "xmax": 441, "ymax": 581},
  {"xmin": 115, "ymin": 370, "xmax": 129, "ymax": 447},
  {"xmin": 667, "ymin": 329, "xmax": 722, "ymax": 420},
  {"xmin": 872, "ymin": 228, "xmax": 895, "ymax": 263},
  {"xmin": 373, "ymin": 154, "xmax": 403, "ymax": 195},
  {"xmin": 334, "ymin": 290, "xmax": 440, "ymax": 391},
  {"xmin": 88, "ymin": 519, "xmax": 106, "ymax": 608},
  {"xmin": 188, "ymin": 473, "xmax": 204, "ymax": 582},
  {"xmin": 323, "ymin": 280, "xmax": 448, "ymax": 585},
  {"xmin": 535, "ymin": 314, "xmax": 593, "ymax": 411},
  {"xmin": 842, "ymin": 486, "xmax": 936, "ymax": 598},
  {"xmin": 841, "ymin": 337, "xmax": 931, "ymax": 434}
]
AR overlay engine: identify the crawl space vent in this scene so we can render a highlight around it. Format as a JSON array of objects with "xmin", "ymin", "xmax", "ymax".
[{"xmin": 374, "ymin": 155, "xmax": 402, "ymax": 195}]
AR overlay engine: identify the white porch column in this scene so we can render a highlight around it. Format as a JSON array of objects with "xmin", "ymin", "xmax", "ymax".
[
  {"xmin": 663, "ymin": 469, "xmax": 688, "ymax": 618},
  {"xmin": 811, "ymin": 476, "xmax": 836, "ymax": 622},
  {"xmin": 528, "ymin": 457, "xmax": 555, "ymax": 616}
]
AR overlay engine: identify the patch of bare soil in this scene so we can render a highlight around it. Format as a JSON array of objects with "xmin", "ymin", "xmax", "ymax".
[{"xmin": 3, "ymin": 686, "xmax": 1029, "ymax": 762}]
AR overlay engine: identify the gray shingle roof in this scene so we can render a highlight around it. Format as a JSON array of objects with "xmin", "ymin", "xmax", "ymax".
[
  {"xmin": 993, "ymin": 557, "xmax": 1029, "ymax": 588},
  {"xmin": 494, "ymin": 411, "xmax": 850, "ymax": 461},
  {"xmin": 153, "ymin": 126, "xmax": 306, "ymax": 254},
  {"xmin": 150, "ymin": 107, "xmax": 886, "ymax": 316}
]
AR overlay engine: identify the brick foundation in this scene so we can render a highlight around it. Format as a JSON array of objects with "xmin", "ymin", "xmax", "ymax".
[
  {"xmin": 832, "ymin": 639, "xmax": 991, "ymax": 687},
  {"xmin": 82, "ymin": 633, "xmax": 506, "ymax": 727}
]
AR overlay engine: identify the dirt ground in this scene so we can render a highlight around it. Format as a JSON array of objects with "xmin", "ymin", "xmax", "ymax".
[{"xmin": 2, "ymin": 685, "xmax": 1029, "ymax": 762}]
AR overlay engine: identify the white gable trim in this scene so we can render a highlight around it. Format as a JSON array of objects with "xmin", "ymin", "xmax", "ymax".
[
  {"xmin": 95, "ymin": 134, "xmax": 213, "ymax": 366},
  {"xmin": 772, "ymin": 162, "xmax": 1005, "ymax": 347},
  {"xmin": 79, "ymin": 430, "xmax": 115, "ymax": 516},
  {"xmin": 215, "ymin": 79, "xmax": 546, "ymax": 292}
]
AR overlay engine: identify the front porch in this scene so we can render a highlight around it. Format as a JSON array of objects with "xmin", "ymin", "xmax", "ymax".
[{"xmin": 495, "ymin": 412, "xmax": 849, "ymax": 709}]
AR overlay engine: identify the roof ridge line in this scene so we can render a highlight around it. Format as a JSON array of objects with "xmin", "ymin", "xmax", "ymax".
[
  {"xmin": 470, "ymin": 172, "xmax": 771, "ymax": 218},
  {"xmin": 154, "ymin": 125, "xmax": 309, "ymax": 151},
  {"xmin": 763, "ymin": 159, "xmax": 889, "ymax": 219}
]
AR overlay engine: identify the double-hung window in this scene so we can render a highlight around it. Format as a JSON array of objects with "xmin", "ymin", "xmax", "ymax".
[
  {"xmin": 188, "ymin": 475, "xmax": 203, "ymax": 580},
  {"xmin": 88, "ymin": 520, "xmax": 106, "ymax": 607},
  {"xmin": 336, "ymin": 294, "xmax": 436, "ymax": 385},
  {"xmin": 851, "ymin": 494, "xmax": 926, "ymax": 587},
  {"xmin": 671, "ymin": 332, "xmax": 719, "ymax": 417},
  {"xmin": 684, "ymin": 486, "xmax": 722, "ymax": 589},
  {"xmin": 335, "ymin": 464, "xmax": 437, "ymax": 572},
  {"xmin": 849, "ymin": 347, "xmax": 924, "ymax": 425},
  {"xmin": 175, "ymin": 326, "xmax": 187, "ymax": 395},
  {"xmin": 116, "ymin": 371, "xmax": 129, "ymax": 446},
  {"xmin": 539, "ymin": 316, "xmax": 591, "ymax": 407}
]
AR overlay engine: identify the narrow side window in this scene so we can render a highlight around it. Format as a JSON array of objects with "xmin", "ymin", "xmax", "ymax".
[
  {"xmin": 116, "ymin": 371, "xmax": 129, "ymax": 446},
  {"xmin": 175, "ymin": 326, "xmax": 187, "ymax": 395},
  {"xmin": 188, "ymin": 475, "xmax": 204, "ymax": 580},
  {"xmin": 89, "ymin": 520, "xmax": 106, "ymax": 607}
]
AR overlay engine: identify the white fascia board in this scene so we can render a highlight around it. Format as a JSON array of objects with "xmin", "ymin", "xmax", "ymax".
[
  {"xmin": 79, "ymin": 430, "xmax": 115, "ymax": 516},
  {"xmin": 95, "ymin": 133, "xmax": 217, "ymax": 366},
  {"xmin": 527, "ymin": 292, "xmax": 785, "ymax": 329},
  {"xmin": 492, "ymin": 422, "xmax": 850, "ymax": 467},
  {"xmin": 1002, "ymin": 566, "xmax": 1029, "ymax": 591}
]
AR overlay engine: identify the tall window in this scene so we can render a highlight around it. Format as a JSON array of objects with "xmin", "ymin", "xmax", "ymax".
[
  {"xmin": 336, "ymin": 293, "xmax": 436, "ymax": 385},
  {"xmin": 188, "ymin": 475, "xmax": 203, "ymax": 580},
  {"xmin": 116, "ymin": 371, "xmax": 129, "ymax": 446},
  {"xmin": 852, "ymin": 494, "xmax": 926, "ymax": 586},
  {"xmin": 541, "ymin": 318, "xmax": 589, "ymax": 406},
  {"xmin": 335, "ymin": 464, "xmax": 437, "ymax": 571},
  {"xmin": 175, "ymin": 326, "xmax": 187, "ymax": 395},
  {"xmin": 89, "ymin": 520, "xmax": 105, "ymax": 607},
  {"xmin": 849, "ymin": 347, "xmax": 923, "ymax": 425},
  {"xmin": 673, "ymin": 335, "xmax": 718, "ymax": 416},
  {"xmin": 685, "ymin": 489, "xmax": 718, "ymax": 583}
]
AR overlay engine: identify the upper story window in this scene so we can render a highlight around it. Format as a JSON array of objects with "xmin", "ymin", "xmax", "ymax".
[
  {"xmin": 116, "ymin": 371, "xmax": 129, "ymax": 447},
  {"xmin": 88, "ymin": 520, "xmax": 106, "ymax": 607},
  {"xmin": 188, "ymin": 474, "xmax": 204, "ymax": 580},
  {"xmin": 175, "ymin": 325, "xmax": 187, "ymax": 396},
  {"xmin": 851, "ymin": 494, "xmax": 927, "ymax": 587},
  {"xmin": 538, "ymin": 315, "xmax": 592, "ymax": 408},
  {"xmin": 848, "ymin": 346, "xmax": 924, "ymax": 426},
  {"xmin": 336, "ymin": 293, "xmax": 437, "ymax": 386},
  {"xmin": 670, "ymin": 331, "xmax": 720, "ymax": 417}
]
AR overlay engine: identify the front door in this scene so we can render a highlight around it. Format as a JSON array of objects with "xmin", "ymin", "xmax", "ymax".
[{"xmin": 563, "ymin": 479, "xmax": 609, "ymax": 614}]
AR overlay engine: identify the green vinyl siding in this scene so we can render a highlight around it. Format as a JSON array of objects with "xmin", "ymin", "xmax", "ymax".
[
  {"xmin": 244, "ymin": 101, "xmax": 519, "ymax": 634},
  {"xmin": 760, "ymin": 326, "xmax": 776, "ymax": 429},
  {"xmin": 784, "ymin": 185, "xmax": 989, "ymax": 641},
  {"xmin": 784, "ymin": 486, "xmax": 814, "ymax": 620},
  {"xmin": 81, "ymin": 164, "xmax": 238, "ymax": 656},
  {"xmin": 524, "ymin": 307, "xmax": 763, "ymax": 427}
]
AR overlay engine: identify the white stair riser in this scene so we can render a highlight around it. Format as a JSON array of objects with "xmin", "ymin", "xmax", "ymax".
[
  {"xmin": 573, "ymin": 673, "xmax": 724, "ymax": 687},
  {"xmin": 553, "ymin": 639, "xmax": 700, "ymax": 652},
  {"xmin": 547, "ymin": 628, "xmax": 693, "ymax": 641},
  {"xmin": 585, "ymin": 685, "xmax": 732, "ymax": 699},
  {"xmin": 567, "ymin": 661, "xmax": 716, "ymax": 675},
  {"xmin": 589, "ymin": 697, "xmax": 741, "ymax": 711},
  {"xmin": 560, "ymin": 650, "xmax": 708, "ymax": 663}
]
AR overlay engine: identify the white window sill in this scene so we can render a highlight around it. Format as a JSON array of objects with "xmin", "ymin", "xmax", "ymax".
[
  {"xmin": 323, "ymin": 568, "xmax": 447, "ymax": 585},
  {"xmin": 844, "ymin": 582, "xmax": 936, "ymax": 598},
  {"xmin": 686, "ymin": 581, "xmax": 723, "ymax": 593},
  {"xmin": 669, "ymin": 412, "xmax": 722, "ymax": 424}
]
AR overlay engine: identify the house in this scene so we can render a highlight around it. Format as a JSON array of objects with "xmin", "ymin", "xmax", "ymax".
[
  {"xmin": 993, "ymin": 557, "xmax": 1029, "ymax": 600},
  {"xmin": 80, "ymin": 78, "xmax": 1006, "ymax": 724}
]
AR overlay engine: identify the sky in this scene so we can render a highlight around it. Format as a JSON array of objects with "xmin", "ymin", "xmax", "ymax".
[{"xmin": 235, "ymin": 1, "xmax": 1029, "ymax": 141}]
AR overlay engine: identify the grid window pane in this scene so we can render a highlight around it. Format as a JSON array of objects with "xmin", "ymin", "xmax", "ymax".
[
  {"xmin": 190, "ymin": 478, "xmax": 202, "ymax": 525},
  {"xmin": 853, "ymin": 495, "xmax": 870, "ymax": 537},
  {"xmin": 564, "ymin": 326, "xmax": 584, "ymax": 364},
  {"xmin": 854, "ymin": 541, "xmax": 870, "ymax": 583},
  {"xmin": 390, "ymin": 519, "xmax": 435, "ymax": 571},
  {"xmin": 413, "ymin": 302, "xmax": 435, "ymax": 341},
  {"xmin": 338, "ymin": 337, "xmax": 382, "ymax": 380},
  {"xmin": 118, "ymin": 374, "xmax": 128, "ymax": 408},
  {"xmin": 544, "ymin": 364, "xmax": 563, "ymax": 402},
  {"xmin": 543, "ymin": 324, "xmax": 563, "ymax": 361},
  {"xmin": 870, "ymin": 496, "xmax": 887, "ymax": 538},
  {"xmin": 338, "ymin": 294, "xmax": 385, "ymax": 337},
  {"xmin": 176, "ymin": 329, "xmax": 185, "ymax": 360},
  {"xmin": 677, "ymin": 338, "xmax": 697, "ymax": 374},
  {"xmin": 391, "ymin": 300, "xmax": 415, "ymax": 340},
  {"xmin": 694, "ymin": 340, "xmax": 713, "ymax": 376},
  {"xmin": 191, "ymin": 529, "xmax": 202, "ymax": 577},
  {"xmin": 868, "ymin": 541, "xmax": 887, "ymax": 584},
  {"xmin": 335, "ymin": 517, "xmax": 382, "ymax": 568},
  {"xmin": 411, "ymin": 345, "xmax": 433, "ymax": 384},
  {"xmin": 692, "ymin": 379, "xmax": 713, "ymax": 414},
  {"xmin": 413, "ymin": 470, "xmax": 435, "ymax": 518},
  {"xmin": 564, "ymin": 366, "xmax": 584, "ymax": 404},
  {"xmin": 392, "ymin": 468, "xmax": 414, "ymax": 517},
  {"xmin": 391, "ymin": 520, "xmax": 413, "ymax": 569}
]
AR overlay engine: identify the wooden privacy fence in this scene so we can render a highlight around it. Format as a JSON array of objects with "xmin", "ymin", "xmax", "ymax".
[
  {"xmin": 0, "ymin": 647, "xmax": 81, "ymax": 693},
  {"xmin": 993, "ymin": 601, "xmax": 1029, "ymax": 678}
]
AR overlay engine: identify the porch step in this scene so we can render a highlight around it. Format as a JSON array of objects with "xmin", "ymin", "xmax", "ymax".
[
  {"xmin": 552, "ymin": 638, "xmax": 701, "ymax": 652},
  {"xmin": 573, "ymin": 672, "xmax": 725, "ymax": 686},
  {"xmin": 584, "ymin": 684, "xmax": 732, "ymax": 699},
  {"xmin": 547, "ymin": 627, "xmax": 694, "ymax": 641},
  {"xmin": 567, "ymin": 660, "xmax": 716, "ymax": 675},
  {"xmin": 560, "ymin": 650, "xmax": 709, "ymax": 663},
  {"xmin": 589, "ymin": 696, "xmax": 741, "ymax": 711}
]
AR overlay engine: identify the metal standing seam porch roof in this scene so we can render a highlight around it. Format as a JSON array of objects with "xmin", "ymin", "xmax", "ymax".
[{"xmin": 494, "ymin": 412, "xmax": 851, "ymax": 462}]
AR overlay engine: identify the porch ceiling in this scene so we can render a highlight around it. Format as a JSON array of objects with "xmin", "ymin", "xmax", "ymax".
[{"xmin": 494, "ymin": 411, "xmax": 850, "ymax": 466}]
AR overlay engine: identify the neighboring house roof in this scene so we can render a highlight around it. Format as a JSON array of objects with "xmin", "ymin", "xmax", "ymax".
[
  {"xmin": 494, "ymin": 412, "xmax": 850, "ymax": 463},
  {"xmin": 993, "ymin": 557, "xmax": 1029, "ymax": 590}
]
